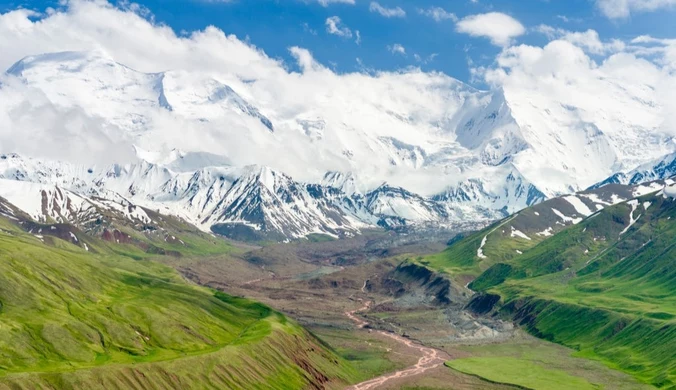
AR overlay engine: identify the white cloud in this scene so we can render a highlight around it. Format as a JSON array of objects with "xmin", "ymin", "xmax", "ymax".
[
  {"xmin": 414, "ymin": 53, "xmax": 438, "ymax": 64},
  {"xmin": 417, "ymin": 7, "xmax": 458, "ymax": 22},
  {"xmin": 289, "ymin": 46, "xmax": 322, "ymax": 72},
  {"xmin": 556, "ymin": 15, "xmax": 582, "ymax": 23},
  {"xmin": 317, "ymin": 0, "xmax": 355, "ymax": 6},
  {"xmin": 596, "ymin": 0, "xmax": 676, "ymax": 19},
  {"xmin": 302, "ymin": 22, "xmax": 317, "ymax": 35},
  {"xmin": 535, "ymin": 26, "xmax": 625, "ymax": 55},
  {"xmin": 369, "ymin": 2, "xmax": 406, "ymax": 18},
  {"xmin": 456, "ymin": 12, "xmax": 525, "ymax": 47},
  {"xmin": 629, "ymin": 35, "xmax": 676, "ymax": 69},
  {"xmin": 387, "ymin": 43, "xmax": 406, "ymax": 55},
  {"xmin": 325, "ymin": 16, "xmax": 352, "ymax": 38},
  {"xmin": 0, "ymin": 76, "xmax": 135, "ymax": 165},
  {"xmin": 355, "ymin": 30, "xmax": 361, "ymax": 45}
]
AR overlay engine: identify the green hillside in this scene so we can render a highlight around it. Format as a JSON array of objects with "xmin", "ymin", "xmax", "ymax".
[
  {"xmin": 0, "ymin": 217, "xmax": 357, "ymax": 389},
  {"xmin": 420, "ymin": 188, "xmax": 676, "ymax": 388}
]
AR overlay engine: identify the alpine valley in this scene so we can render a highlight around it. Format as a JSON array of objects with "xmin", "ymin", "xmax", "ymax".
[
  {"xmin": 2, "ymin": 0, "xmax": 676, "ymax": 388},
  {"xmin": 1, "ymin": 50, "xmax": 675, "ymax": 241}
]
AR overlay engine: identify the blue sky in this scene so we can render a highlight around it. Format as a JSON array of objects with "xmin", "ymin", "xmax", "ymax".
[{"xmin": 2, "ymin": 0, "xmax": 676, "ymax": 85}]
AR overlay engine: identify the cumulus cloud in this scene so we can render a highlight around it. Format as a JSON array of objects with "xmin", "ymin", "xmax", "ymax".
[
  {"xmin": 417, "ymin": 7, "xmax": 457, "ymax": 22},
  {"xmin": 596, "ymin": 0, "xmax": 676, "ymax": 19},
  {"xmin": 387, "ymin": 43, "xmax": 406, "ymax": 55},
  {"xmin": 369, "ymin": 2, "xmax": 406, "ymax": 18},
  {"xmin": 325, "ymin": 16, "xmax": 352, "ymax": 38},
  {"xmin": 456, "ymin": 12, "xmax": 525, "ymax": 47},
  {"xmin": 535, "ymin": 25, "xmax": 625, "ymax": 55}
]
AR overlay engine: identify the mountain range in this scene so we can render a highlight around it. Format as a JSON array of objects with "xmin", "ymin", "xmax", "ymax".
[{"xmin": 1, "ymin": 50, "xmax": 675, "ymax": 240}]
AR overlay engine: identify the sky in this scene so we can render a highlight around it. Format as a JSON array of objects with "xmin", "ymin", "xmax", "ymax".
[{"xmin": 1, "ymin": 0, "xmax": 675, "ymax": 86}]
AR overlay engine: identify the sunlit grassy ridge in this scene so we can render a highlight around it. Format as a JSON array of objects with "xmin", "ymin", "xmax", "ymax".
[
  {"xmin": 420, "ymin": 191, "xmax": 676, "ymax": 387},
  {"xmin": 0, "ymin": 218, "xmax": 357, "ymax": 389}
]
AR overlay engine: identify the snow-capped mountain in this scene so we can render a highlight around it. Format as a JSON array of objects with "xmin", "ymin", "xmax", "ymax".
[
  {"xmin": 6, "ymin": 51, "xmax": 273, "ymax": 137},
  {"xmin": 592, "ymin": 151, "xmax": 676, "ymax": 189},
  {"xmin": 0, "ymin": 178, "xmax": 153, "ymax": 234},
  {"xmin": 1, "ymin": 50, "xmax": 675, "ymax": 240},
  {"xmin": 205, "ymin": 165, "xmax": 369, "ymax": 240},
  {"xmin": 0, "ymin": 153, "xmax": 488, "ymax": 240}
]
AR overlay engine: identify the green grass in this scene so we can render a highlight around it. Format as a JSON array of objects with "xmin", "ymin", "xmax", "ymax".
[
  {"xmin": 422, "ymin": 192, "xmax": 676, "ymax": 388},
  {"xmin": 311, "ymin": 327, "xmax": 403, "ymax": 382},
  {"xmin": 451, "ymin": 339, "xmax": 653, "ymax": 389},
  {"xmin": 446, "ymin": 357, "xmax": 599, "ymax": 390},
  {"xmin": 485, "ymin": 195, "xmax": 676, "ymax": 387},
  {"xmin": 0, "ymin": 221, "xmax": 358, "ymax": 389},
  {"xmin": 417, "ymin": 215, "xmax": 542, "ymax": 283}
]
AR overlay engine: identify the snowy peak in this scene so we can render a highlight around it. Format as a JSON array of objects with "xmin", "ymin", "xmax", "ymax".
[
  {"xmin": 236, "ymin": 165, "xmax": 286, "ymax": 194},
  {"xmin": 0, "ymin": 178, "xmax": 152, "ymax": 231},
  {"xmin": 207, "ymin": 165, "xmax": 371, "ymax": 240},
  {"xmin": 365, "ymin": 184, "xmax": 448, "ymax": 225},
  {"xmin": 322, "ymin": 171, "xmax": 360, "ymax": 195},
  {"xmin": 454, "ymin": 89, "xmax": 528, "ymax": 166},
  {"xmin": 5, "ymin": 50, "xmax": 274, "ymax": 134},
  {"xmin": 160, "ymin": 71, "xmax": 274, "ymax": 131},
  {"xmin": 7, "ymin": 50, "xmax": 116, "ymax": 77},
  {"xmin": 593, "ymin": 151, "xmax": 676, "ymax": 189},
  {"xmin": 434, "ymin": 165, "xmax": 545, "ymax": 215}
]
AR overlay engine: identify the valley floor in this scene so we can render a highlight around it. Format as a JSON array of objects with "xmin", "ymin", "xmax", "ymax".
[{"xmin": 164, "ymin": 234, "xmax": 652, "ymax": 390}]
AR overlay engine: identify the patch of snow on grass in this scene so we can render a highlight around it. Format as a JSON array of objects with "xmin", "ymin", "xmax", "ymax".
[
  {"xmin": 664, "ymin": 184, "xmax": 676, "ymax": 198},
  {"xmin": 633, "ymin": 182, "xmax": 664, "ymax": 197},
  {"xmin": 477, "ymin": 235, "xmax": 487, "ymax": 259},
  {"xmin": 610, "ymin": 194, "xmax": 626, "ymax": 204},
  {"xmin": 620, "ymin": 200, "xmax": 641, "ymax": 236},
  {"xmin": 563, "ymin": 196, "xmax": 593, "ymax": 216},
  {"xmin": 536, "ymin": 227, "xmax": 554, "ymax": 237},
  {"xmin": 552, "ymin": 208, "xmax": 583, "ymax": 224},
  {"xmin": 510, "ymin": 226, "xmax": 531, "ymax": 240}
]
